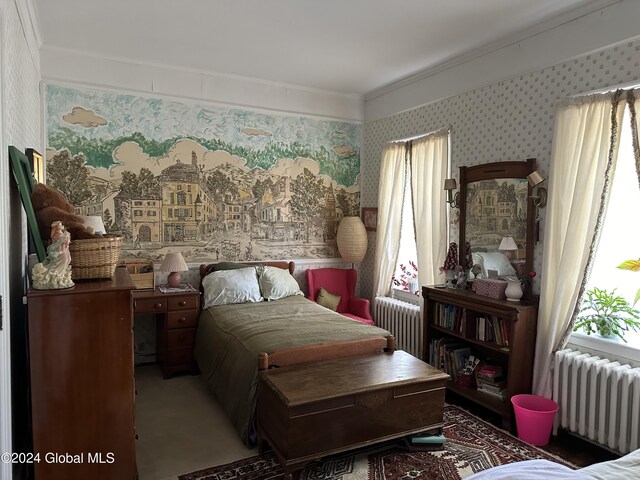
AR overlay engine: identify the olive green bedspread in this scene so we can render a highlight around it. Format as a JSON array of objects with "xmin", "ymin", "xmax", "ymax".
[{"xmin": 193, "ymin": 295, "xmax": 390, "ymax": 445}]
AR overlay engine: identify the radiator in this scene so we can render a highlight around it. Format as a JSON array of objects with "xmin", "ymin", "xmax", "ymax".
[
  {"xmin": 553, "ymin": 348, "xmax": 640, "ymax": 454},
  {"xmin": 373, "ymin": 297, "xmax": 422, "ymax": 358}
]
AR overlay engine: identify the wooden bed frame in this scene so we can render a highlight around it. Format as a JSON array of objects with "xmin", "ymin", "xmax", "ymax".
[{"xmin": 198, "ymin": 261, "xmax": 396, "ymax": 370}]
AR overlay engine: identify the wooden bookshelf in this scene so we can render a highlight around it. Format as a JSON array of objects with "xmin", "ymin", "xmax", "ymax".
[{"xmin": 422, "ymin": 286, "xmax": 538, "ymax": 429}]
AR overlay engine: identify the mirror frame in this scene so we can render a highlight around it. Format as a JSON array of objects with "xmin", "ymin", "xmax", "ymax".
[{"xmin": 459, "ymin": 158, "xmax": 536, "ymax": 289}]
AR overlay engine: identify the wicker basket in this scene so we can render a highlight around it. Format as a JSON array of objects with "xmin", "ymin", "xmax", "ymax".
[{"xmin": 69, "ymin": 235, "xmax": 123, "ymax": 280}]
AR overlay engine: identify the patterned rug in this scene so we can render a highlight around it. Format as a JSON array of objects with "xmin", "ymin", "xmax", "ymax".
[{"xmin": 178, "ymin": 404, "xmax": 571, "ymax": 480}]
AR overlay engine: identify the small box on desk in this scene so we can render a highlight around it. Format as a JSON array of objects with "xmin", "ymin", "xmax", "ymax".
[
  {"xmin": 473, "ymin": 278, "xmax": 507, "ymax": 299},
  {"xmin": 119, "ymin": 258, "xmax": 154, "ymax": 290}
]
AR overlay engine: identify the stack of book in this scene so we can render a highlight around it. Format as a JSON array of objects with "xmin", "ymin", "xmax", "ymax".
[{"xmin": 475, "ymin": 364, "xmax": 506, "ymax": 400}]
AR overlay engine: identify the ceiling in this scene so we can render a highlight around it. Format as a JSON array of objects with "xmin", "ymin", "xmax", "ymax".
[{"xmin": 34, "ymin": 0, "xmax": 609, "ymax": 95}]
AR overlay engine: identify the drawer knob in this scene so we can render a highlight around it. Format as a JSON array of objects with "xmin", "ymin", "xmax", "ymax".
[
  {"xmin": 178, "ymin": 317, "xmax": 186, "ymax": 324},
  {"xmin": 178, "ymin": 301, "xmax": 187, "ymax": 307},
  {"xmin": 179, "ymin": 334, "xmax": 186, "ymax": 341},
  {"xmin": 154, "ymin": 303, "xmax": 163, "ymax": 309}
]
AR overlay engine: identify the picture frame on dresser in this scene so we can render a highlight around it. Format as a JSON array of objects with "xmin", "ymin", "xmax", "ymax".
[
  {"xmin": 25, "ymin": 148, "xmax": 44, "ymax": 184},
  {"xmin": 9, "ymin": 146, "xmax": 46, "ymax": 262}
]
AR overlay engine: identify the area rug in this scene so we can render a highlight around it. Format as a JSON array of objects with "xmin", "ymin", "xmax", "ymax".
[{"xmin": 178, "ymin": 404, "xmax": 571, "ymax": 480}]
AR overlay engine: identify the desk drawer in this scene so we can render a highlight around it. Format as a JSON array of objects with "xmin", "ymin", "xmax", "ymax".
[
  {"xmin": 134, "ymin": 298, "xmax": 167, "ymax": 313},
  {"xmin": 167, "ymin": 310, "xmax": 198, "ymax": 329},
  {"xmin": 167, "ymin": 328, "xmax": 195, "ymax": 348},
  {"xmin": 167, "ymin": 296, "xmax": 199, "ymax": 311}
]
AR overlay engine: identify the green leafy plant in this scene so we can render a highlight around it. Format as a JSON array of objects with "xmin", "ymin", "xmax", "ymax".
[
  {"xmin": 617, "ymin": 258, "xmax": 640, "ymax": 307},
  {"xmin": 573, "ymin": 287, "xmax": 640, "ymax": 342}
]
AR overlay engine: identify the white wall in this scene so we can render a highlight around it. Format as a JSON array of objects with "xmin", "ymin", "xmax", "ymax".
[
  {"xmin": 0, "ymin": 0, "xmax": 42, "ymax": 478},
  {"xmin": 41, "ymin": 47, "xmax": 363, "ymax": 123},
  {"xmin": 359, "ymin": 0, "xmax": 640, "ymax": 305}
]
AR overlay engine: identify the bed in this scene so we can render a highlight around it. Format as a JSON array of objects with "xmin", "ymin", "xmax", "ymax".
[
  {"xmin": 193, "ymin": 261, "xmax": 394, "ymax": 445},
  {"xmin": 466, "ymin": 447, "xmax": 640, "ymax": 480}
]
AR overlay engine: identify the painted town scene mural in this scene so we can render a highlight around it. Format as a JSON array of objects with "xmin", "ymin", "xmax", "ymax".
[{"xmin": 45, "ymin": 85, "xmax": 361, "ymax": 263}]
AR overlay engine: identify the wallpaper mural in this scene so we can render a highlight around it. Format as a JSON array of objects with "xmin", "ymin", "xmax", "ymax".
[{"xmin": 45, "ymin": 85, "xmax": 361, "ymax": 262}]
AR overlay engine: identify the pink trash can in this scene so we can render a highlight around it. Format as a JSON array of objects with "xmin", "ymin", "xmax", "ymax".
[{"xmin": 511, "ymin": 394, "xmax": 558, "ymax": 446}]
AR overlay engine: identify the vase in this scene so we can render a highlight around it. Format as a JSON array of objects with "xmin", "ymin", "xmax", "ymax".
[
  {"xmin": 505, "ymin": 278, "xmax": 523, "ymax": 302},
  {"xmin": 445, "ymin": 269, "xmax": 456, "ymax": 287}
]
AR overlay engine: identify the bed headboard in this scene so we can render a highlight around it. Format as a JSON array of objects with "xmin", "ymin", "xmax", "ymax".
[{"xmin": 198, "ymin": 261, "xmax": 296, "ymax": 293}]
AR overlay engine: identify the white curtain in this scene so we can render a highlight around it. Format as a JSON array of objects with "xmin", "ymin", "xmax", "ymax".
[
  {"xmin": 532, "ymin": 92, "xmax": 624, "ymax": 398},
  {"xmin": 411, "ymin": 131, "xmax": 449, "ymax": 288},
  {"xmin": 373, "ymin": 143, "xmax": 406, "ymax": 297}
]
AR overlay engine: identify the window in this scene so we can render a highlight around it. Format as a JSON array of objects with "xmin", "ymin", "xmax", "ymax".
[
  {"xmin": 576, "ymin": 108, "xmax": 640, "ymax": 347},
  {"xmin": 391, "ymin": 132, "xmax": 450, "ymax": 296},
  {"xmin": 393, "ymin": 171, "xmax": 418, "ymax": 294},
  {"xmin": 134, "ymin": 210, "xmax": 142, "ymax": 217}
]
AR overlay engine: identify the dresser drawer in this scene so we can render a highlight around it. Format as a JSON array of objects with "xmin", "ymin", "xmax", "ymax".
[
  {"xmin": 166, "ymin": 310, "xmax": 198, "ymax": 329},
  {"xmin": 167, "ymin": 295, "xmax": 199, "ymax": 311},
  {"xmin": 133, "ymin": 297, "xmax": 167, "ymax": 313},
  {"xmin": 167, "ymin": 328, "xmax": 195, "ymax": 348},
  {"xmin": 166, "ymin": 346, "xmax": 194, "ymax": 366}
]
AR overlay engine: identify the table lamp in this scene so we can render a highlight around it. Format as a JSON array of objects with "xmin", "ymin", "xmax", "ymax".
[
  {"xmin": 498, "ymin": 236, "xmax": 518, "ymax": 260},
  {"xmin": 336, "ymin": 216, "xmax": 368, "ymax": 267},
  {"xmin": 160, "ymin": 252, "xmax": 188, "ymax": 287}
]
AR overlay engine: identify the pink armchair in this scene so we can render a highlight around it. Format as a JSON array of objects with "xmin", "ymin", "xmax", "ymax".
[{"xmin": 305, "ymin": 268, "xmax": 374, "ymax": 325}]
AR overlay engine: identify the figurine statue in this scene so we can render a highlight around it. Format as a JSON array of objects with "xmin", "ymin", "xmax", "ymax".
[{"xmin": 32, "ymin": 221, "xmax": 74, "ymax": 289}]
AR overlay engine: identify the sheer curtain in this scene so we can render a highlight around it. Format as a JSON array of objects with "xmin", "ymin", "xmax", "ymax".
[
  {"xmin": 532, "ymin": 91, "xmax": 624, "ymax": 397},
  {"xmin": 410, "ymin": 131, "xmax": 449, "ymax": 288},
  {"xmin": 373, "ymin": 143, "xmax": 406, "ymax": 297}
]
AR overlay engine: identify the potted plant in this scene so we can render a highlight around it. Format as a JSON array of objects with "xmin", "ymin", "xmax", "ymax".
[
  {"xmin": 441, "ymin": 242, "xmax": 458, "ymax": 286},
  {"xmin": 573, "ymin": 287, "xmax": 640, "ymax": 342},
  {"xmin": 617, "ymin": 258, "xmax": 640, "ymax": 306}
]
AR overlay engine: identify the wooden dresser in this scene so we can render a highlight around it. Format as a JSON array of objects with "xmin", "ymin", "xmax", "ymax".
[{"xmin": 27, "ymin": 267, "xmax": 136, "ymax": 480}]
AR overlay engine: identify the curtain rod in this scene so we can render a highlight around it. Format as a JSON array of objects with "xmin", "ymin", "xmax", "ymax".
[
  {"xmin": 387, "ymin": 126, "xmax": 451, "ymax": 145},
  {"xmin": 572, "ymin": 81, "xmax": 640, "ymax": 97}
]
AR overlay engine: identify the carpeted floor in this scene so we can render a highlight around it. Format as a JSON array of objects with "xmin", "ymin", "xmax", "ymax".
[{"xmin": 178, "ymin": 404, "xmax": 572, "ymax": 480}]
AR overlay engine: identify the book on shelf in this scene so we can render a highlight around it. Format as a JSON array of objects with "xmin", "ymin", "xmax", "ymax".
[
  {"xmin": 476, "ymin": 363, "xmax": 503, "ymax": 378},
  {"xmin": 476, "ymin": 386, "xmax": 507, "ymax": 401},
  {"xmin": 476, "ymin": 373, "xmax": 505, "ymax": 384},
  {"xmin": 476, "ymin": 378, "xmax": 506, "ymax": 393}
]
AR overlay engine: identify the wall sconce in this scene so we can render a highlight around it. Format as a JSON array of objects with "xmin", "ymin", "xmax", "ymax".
[
  {"xmin": 527, "ymin": 170, "xmax": 547, "ymax": 220},
  {"xmin": 444, "ymin": 178, "xmax": 460, "ymax": 208}
]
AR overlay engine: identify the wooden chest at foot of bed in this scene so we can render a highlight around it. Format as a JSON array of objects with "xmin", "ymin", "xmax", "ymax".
[{"xmin": 257, "ymin": 350, "xmax": 450, "ymax": 476}]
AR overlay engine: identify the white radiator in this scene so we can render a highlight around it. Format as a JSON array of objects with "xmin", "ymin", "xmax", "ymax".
[
  {"xmin": 553, "ymin": 348, "xmax": 640, "ymax": 454},
  {"xmin": 373, "ymin": 297, "xmax": 422, "ymax": 358}
]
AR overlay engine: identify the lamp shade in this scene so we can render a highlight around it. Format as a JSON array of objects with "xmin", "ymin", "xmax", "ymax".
[
  {"xmin": 336, "ymin": 216, "xmax": 368, "ymax": 263},
  {"xmin": 160, "ymin": 252, "xmax": 188, "ymax": 273},
  {"xmin": 444, "ymin": 178, "xmax": 457, "ymax": 191},
  {"xmin": 527, "ymin": 170, "xmax": 546, "ymax": 187},
  {"xmin": 79, "ymin": 215, "xmax": 106, "ymax": 235},
  {"xmin": 499, "ymin": 236, "xmax": 518, "ymax": 251}
]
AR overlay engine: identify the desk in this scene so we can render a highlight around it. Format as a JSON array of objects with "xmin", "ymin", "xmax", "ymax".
[{"xmin": 132, "ymin": 288, "xmax": 201, "ymax": 379}]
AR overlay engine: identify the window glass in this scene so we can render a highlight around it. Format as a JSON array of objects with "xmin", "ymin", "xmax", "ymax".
[
  {"xmin": 579, "ymin": 107, "xmax": 640, "ymax": 346},
  {"xmin": 393, "ymin": 163, "xmax": 418, "ymax": 293}
]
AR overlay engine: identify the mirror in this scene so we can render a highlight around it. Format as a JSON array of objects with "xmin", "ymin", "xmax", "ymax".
[{"xmin": 459, "ymin": 159, "xmax": 536, "ymax": 289}]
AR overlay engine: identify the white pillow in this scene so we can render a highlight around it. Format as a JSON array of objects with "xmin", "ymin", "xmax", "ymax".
[
  {"xmin": 477, "ymin": 252, "xmax": 517, "ymax": 277},
  {"xmin": 202, "ymin": 267, "xmax": 263, "ymax": 308},
  {"xmin": 257, "ymin": 265, "xmax": 303, "ymax": 301}
]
